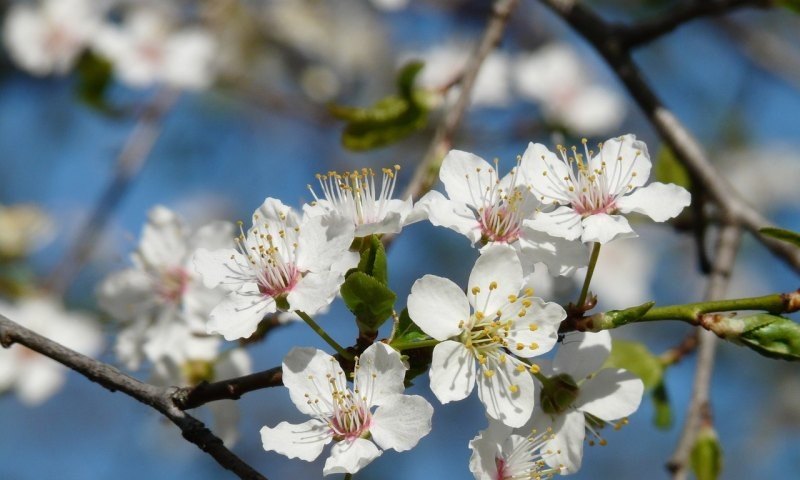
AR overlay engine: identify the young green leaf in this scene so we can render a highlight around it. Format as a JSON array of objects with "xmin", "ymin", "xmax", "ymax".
[
  {"xmin": 340, "ymin": 271, "xmax": 396, "ymax": 333},
  {"xmin": 759, "ymin": 227, "xmax": 800, "ymax": 249},
  {"xmin": 690, "ymin": 425, "xmax": 723, "ymax": 480},
  {"xmin": 651, "ymin": 381, "xmax": 673, "ymax": 430},
  {"xmin": 605, "ymin": 339, "xmax": 664, "ymax": 390},
  {"xmin": 356, "ymin": 235, "xmax": 388, "ymax": 285}
]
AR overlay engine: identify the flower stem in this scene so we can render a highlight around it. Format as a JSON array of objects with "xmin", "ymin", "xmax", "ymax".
[
  {"xmin": 577, "ymin": 242, "xmax": 601, "ymax": 308},
  {"xmin": 389, "ymin": 338, "xmax": 440, "ymax": 351},
  {"xmin": 295, "ymin": 310, "xmax": 354, "ymax": 361}
]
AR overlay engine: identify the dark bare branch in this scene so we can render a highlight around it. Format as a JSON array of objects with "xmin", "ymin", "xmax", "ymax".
[{"xmin": 0, "ymin": 315, "xmax": 267, "ymax": 480}]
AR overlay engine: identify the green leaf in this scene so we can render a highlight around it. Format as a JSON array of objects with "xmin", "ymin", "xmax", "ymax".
[
  {"xmin": 651, "ymin": 381, "xmax": 673, "ymax": 430},
  {"xmin": 759, "ymin": 227, "xmax": 800, "ymax": 249},
  {"xmin": 738, "ymin": 314, "xmax": 800, "ymax": 361},
  {"xmin": 690, "ymin": 426, "xmax": 723, "ymax": 480},
  {"xmin": 781, "ymin": 0, "xmax": 800, "ymax": 13},
  {"xmin": 391, "ymin": 309, "xmax": 434, "ymax": 387},
  {"xmin": 329, "ymin": 61, "xmax": 429, "ymax": 151},
  {"xmin": 655, "ymin": 147, "xmax": 691, "ymax": 190},
  {"xmin": 75, "ymin": 51, "xmax": 116, "ymax": 113},
  {"xmin": 390, "ymin": 308, "xmax": 430, "ymax": 347},
  {"xmin": 356, "ymin": 235, "xmax": 388, "ymax": 285},
  {"xmin": 340, "ymin": 272, "xmax": 396, "ymax": 333},
  {"xmin": 605, "ymin": 340, "xmax": 664, "ymax": 390}
]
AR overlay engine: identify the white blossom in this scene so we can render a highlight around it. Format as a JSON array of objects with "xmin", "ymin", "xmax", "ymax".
[
  {"xmin": 415, "ymin": 149, "xmax": 588, "ymax": 276},
  {"xmin": 469, "ymin": 420, "xmax": 560, "ymax": 480},
  {"xmin": 92, "ymin": 7, "xmax": 217, "ymax": 90},
  {"xmin": 406, "ymin": 244, "xmax": 566, "ymax": 427},
  {"xmin": 194, "ymin": 198, "xmax": 359, "ymax": 341},
  {"xmin": 98, "ymin": 206, "xmax": 233, "ymax": 369},
  {"xmin": 523, "ymin": 135, "xmax": 691, "ymax": 244},
  {"xmin": 260, "ymin": 343, "xmax": 433, "ymax": 475},
  {"xmin": 3, "ymin": 0, "xmax": 102, "ymax": 76},
  {"xmin": 0, "ymin": 203, "xmax": 54, "ymax": 259},
  {"xmin": 513, "ymin": 43, "xmax": 625, "ymax": 136},
  {"xmin": 305, "ymin": 165, "xmax": 414, "ymax": 237},
  {"xmin": 0, "ymin": 296, "xmax": 103, "ymax": 406},
  {"xmin": 526, "ymin": 331, "xmax": 644, "ymax": 473}
]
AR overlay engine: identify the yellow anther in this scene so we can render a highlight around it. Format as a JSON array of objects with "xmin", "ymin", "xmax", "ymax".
[
  {"xmin": 508, "ymin": 294, "xmax": 518, "ymax": 303},
  {"xmin": 484, "ymin": 370, "xmax": 495, "ymax": 378},
  {"xmin": 529, "ymin": 323, "xmax": 538, "ymax": 332},
  {"xmin": 516, "ymin": 343, "xmax": 525, "ymax": 351},
  {"xmin": 529, "ymin": 342, "xmax": 539, "ymax": 350},
  {"xmin": 509, "ymin": 384, "xmax": 519, "ymax": 394},
  {"xmin": 529, "ymin": 364, "xmax": 541, "ymax": 374},
  {"xmin": 471, "ymin": 286, "xmax": 481, "ymax": 295},
  {"xmin": 489, "ymin": 281, "xmax": 498, "ymax": 290}
]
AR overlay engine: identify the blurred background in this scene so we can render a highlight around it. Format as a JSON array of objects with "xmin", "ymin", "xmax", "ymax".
[{"xmin": 1, "ymin": 0, "xmax": 799, "ymax": 478}]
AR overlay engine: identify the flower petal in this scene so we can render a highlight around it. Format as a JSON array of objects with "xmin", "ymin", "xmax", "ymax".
[
  {"xmin": 477, "ymin": 357, "xmax": 535, "ymax": 427},
  {"xmin": 616, "ymin": 182, "xmax": 691, "ymax": 222},
  {"xmin": 580, "ymin": 213, "xmax": 636, "ymax": 244},
  {"xmin": 576, "ymin": 368, "xmax": 644, "ymax": 421},
  {"xmin": 296, "ymin": 213, "xmax": 356, "ymax": 273},
  {"xmin": 96, "ymin": 268, "xmax": 156, "ymax": 321},
  {"xmin": 468, "ymin": 244, "xmax": 523, "ymax": 314},
  {"xmin": 429, "ymin": 340, "xmax": 476, "ymax": 404},
  {"xmin": 553, "ymin": 331, "xmax": 611, "ymax": 381},
  {"xmin": 288, "ymin": 271, "xmax": 344, "ymax": 315},
  {"xmin": 592, "ymin": 134, "xmax": 651, "ymax": 190},
  {"xmin": 439, "ymin": 149, "xmax": 494, "ymax": 208},
  {"xmin": 355, "ymin": 343, "xmax": 406, "ymax": 407},
  {"xmin": 282, "ymin": 347, "xmax": 342, "ymax": 415},
  {"xmin": 137, "ymin": 206, "xmax": 187, "ymax": 268},
  {"xmin": 371, "ymin": 394, "xmax": 433, "ymax": 451},
  {"xmin": 16, "ymin": 361, "xmax": 64, "ymax": 406},
  {"xmin": 260, "ymin": 419, "xmax": 331, "ymax": 462},
  {"xmin": 540, "ymin": 408, "xmax": 585, "ymax": 474},
  {"xmin": 209, "ymin": 400, "xmax": 241, "ymax": 447},
  {"xmin": 207, "ymin": 284, "xmax": 274, "ymax": 341},
  {"xmin": 518, "ymin": 227, "xmax": 589, "ymax": 277},
  {"xmin": 524, "ymin": 207, "xmax": 583, "ymax": 242},
  {"xmin": 407, "ymin": 275, "xmax": 468, "ymax": 341},
  {"xmin": 520, "ymin": 142, "xmax": 573, "ymax": 205},
  {"xmin": 191, "ymin": 220, "xmax": 235, "ymax": 252},
  {"xmin": 468, "ymin": 421, "xmax": 512, "ymax": 480},
  {"xmin": 506, "ymin": 297, "xmax": 565, "ymax": 358},
  {"xmin": 192, "ymin": 247, "xmax": 248, "ymax": 291},
  {"xmin": 414, "ymin": 190, "xmax": 481, "ymax": 243},
  {"xmin": 323, "ymin": 438, "xmax": 382, "ymax": 475}
]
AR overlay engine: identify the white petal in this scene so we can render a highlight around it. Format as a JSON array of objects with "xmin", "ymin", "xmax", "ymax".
[
  {"xmin": 96, "ymin": 268, "xmax": 155, "ymax": 321},
  {"xmin": 542, "ymin": 409, "xmax": 585, "ymax": 474},
  {"xmin": 468, "ymin": 421, "xmax": 513, "ymax": 480},
  {"xmin": 524, "ymin": 207, "xmax": 583, "ymax": 242},
  {"xmin": 323, "ymin": 438, "xmax": 382, "ymax": 475},
  {"xmin": 580, "ymin": 213, "xmax": 636, "ymax": 244},
  {"xmin": 429, "ymin": 340, "xmax": 476, "ymax": 403},
  {"xmin": 468, "ymin": 244, "xmax": 523, "ymax": 314},
  {"xmin": 16, "ymin": 361, "xmax": 64, "ymax": 406},
  {"xmin": 518, "ymin": 227, "xmax": 589, "ymax": 277},
  {"xmin": 252, "ymin": 197, "xmax": 301, "ymax": 228},
  {"xmin": 138, "ymin": 206, "xmax": 188, "ymax": 268},
  {"xmin": 407, "ymin": 275, "xmax": 468, "ymax": 341},
  {"xmin": 296, "ymin": 213, "xmax": 355, "ymax": 272},
  {"xmin": 477, "ymin": 356, "xmax": 535, "ymax": 427},
  {"xmin": 519, "ymin": 142, "xmax": 573, "ymax": 204},
  {"xmin": 215, "ymin": 348, "xmax": 253, "ymax": 378},
  {"xmin": 371, "ymin": 394, "xmax": 433, "ymax": 451},
  {"xmin": 192, "ymin": 248, "xmax": 248, "ymax": 290},
  {"xmin": 439, "ymin": 150, "xmax": 494, "ymax": 208},
  {"xmin": 282, "ymin": 347, "xmax": 341, "ymax": 416},
  {"xmin": 415, "ymin": 190, "xmax": 481, "ymax": 243},
  {"xmin": 288, "ymin": 271, "xmax": 344, "ymax": 315},
  {"xmin": 576, "ymin": 368, "xmax": 644, "ymax": 421},
  {"xmin": 506, "ymin": 298, "xmax": 565, "ymax": 358},
  {"xmin": 355, "ymin": 343, "xmax": 406, "ymax": 407},
  {"xmin": 207, "ymin": 285, "xmax": 275, "ymax": 341},
  {"xmin": 553, "ymin": 331, "xmax": 612, "ymax": 381},
  {"xmin": 260, "ymin": 419, "xmax": 331, "ymax": 462},
  {"xmin": 592, "ymin": 134, "xmax": 651, "ymax": 190},
  {"xmin": 616, "ymin": 182, "xmax": 691, "ymax": 222},
  {"xmin": 209, "ymin": 400, "xmax": 241, "ymax": 447},
  {"xmin": 191, "ymin": 221, "xmax": 235, "ymax": 252}
]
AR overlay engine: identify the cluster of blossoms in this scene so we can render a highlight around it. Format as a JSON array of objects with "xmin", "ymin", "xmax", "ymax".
[
  {"xmin": 92, "ymin": 133, "xmax": 688, "ymax": 476},
  {"xmin": 3, "ymin": 0, "xmax": 217, "ymax": 90}
]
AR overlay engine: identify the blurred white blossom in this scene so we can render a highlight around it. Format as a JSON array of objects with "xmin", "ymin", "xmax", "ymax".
[{"xmin": 0, "ymin": 203, "xmax": 54, "ymax": 259}]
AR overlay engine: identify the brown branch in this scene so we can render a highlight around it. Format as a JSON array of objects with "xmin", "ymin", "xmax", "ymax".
[
  {"xmin": 619, "ymin": 0, "xmax": 771, "ymax": 49},
  {"xmin": 537, "ymin": 0, "xmax": 800, "ymax": 273},
  {"xmin": 667, "ymin": 223, "xmax": 742, "ymax": 478},
  {"xmin": 660, "ymin": 331, "xmax": 699, "ymax": 367},
  {"xmin": 401, "ymin": 0, "xmax": 520, "ymax": 203},
  {"xmin": 174, "ymin": 366, "xmax": 283, "ymax": 410},
  {"xmin": 44, "ymin": 88, "xmax": 181, "ymax": 295},
  {"xmin": 0, "ymin": 314, "xmax": 267, "ymax": 480}
]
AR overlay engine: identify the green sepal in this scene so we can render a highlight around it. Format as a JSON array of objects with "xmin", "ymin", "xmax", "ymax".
[
  {"xmin": 356, "ymin": 235, "xmax": 388, "ymax": 285},
  {"xmin": 390, "ymin": 308, "xmax": 430, "ymax": 347},
  {"xmin": 605, "ymin": 339, "xmax": 664, "ymax": 390},
  {"xmin": 690, "ymin": 425, "xmax": 723, "ymax": 480},
  {"xmin": 329, "ymin": 61, "xmax": 429, "ymax": 151},
  {"xmin": 738, "ymin": 314, "xmax": 800, "ymax": 361},
  {"xmin": 651, "ymin": 381, "xmax": 673, "ymax": 430},
  {"xmin": 340, "ymin": 271, "xmax": 396, "ymax": 333}
]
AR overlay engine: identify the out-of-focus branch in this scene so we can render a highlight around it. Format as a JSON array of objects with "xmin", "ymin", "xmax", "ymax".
[
  {"xmin": 0, "ymin": 315, "xmax": 267, "ymax": 480},
  {"xmin": 619, "ymin": 0, "xmax": 771, "ymax": 49},
  {"xmin": 660, "ymin": 332, "xmax": 699, "ymax": 367},
  {"xmin": 402, "ymin": 0, "xmax": 520, "ymax": 203},
  {"xmin": 45, "ymin": 88, "xmax": 181, "ymax": 295},
  {"xmin": 538, "ymin": 0, "xmax": 800, "ymax": 273},
  {"xmin": 667, "ymin": 223, "xmax": 742, "ymax": 479}
]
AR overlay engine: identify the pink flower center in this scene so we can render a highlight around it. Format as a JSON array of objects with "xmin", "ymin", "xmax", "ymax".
[
  {"xmin": 330, "ymin": 405, "xmax": 373, "ymax": 441},
  {"xmin": 256, "ymin": 264, "xmax": 300, "ymax": 298},
  {"xmin": 158, "ymin": 267, "xmax": 190, "ymax": 303},
  {"xmin": 479, "ymin": 203, "xmax": 522, "ymax": 244},
  {"xmin": 495, "ymin": 457, "xmax": 507, "ymax": 480}
]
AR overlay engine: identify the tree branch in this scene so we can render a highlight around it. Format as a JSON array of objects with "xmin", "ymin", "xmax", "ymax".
[
  {"xmin": 173, "ymin": 366, "xmax": 283, "ymax": 411},
  {"xmin": 537, "ymin": 0, "xmax": 800, "ymax": 273},
  {"xmin": 0, "ymin": 315, "xmax": 267, "ymax": 480},
  {"xmin": 44, "ymin": 88, "xmax": 181, "ymax": 295},
  {"xmin": 667, "ymin": 223, "xmax": 742, "ymax": 478}
]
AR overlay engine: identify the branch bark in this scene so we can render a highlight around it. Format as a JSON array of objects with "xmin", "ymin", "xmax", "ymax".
[{"xmin": 0, "ymin": 314, "xmax": 267, "ymax": 480}]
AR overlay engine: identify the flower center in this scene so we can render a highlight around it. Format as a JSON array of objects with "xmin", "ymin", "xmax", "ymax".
[
  {"xmin": 235, "ymin": 213, "xmax": 302, "ymax": 301},
  {"xmin": 467, "ymin": 159, "xmax": 530, "ymax": 245},
  {"xmin": 533, "ymin": 139, "xmax": 642, "ymax": 217},
  {"xmin": 496, "ymin": 430, "xmax": 560, "ymax": 480},
  {"xmin": 157, "ymin": 267, "xmax": 190, "ymax": 304},
  {"xmin": 308, "ymin": 165, "xmax": 401, "ymax": 229}
]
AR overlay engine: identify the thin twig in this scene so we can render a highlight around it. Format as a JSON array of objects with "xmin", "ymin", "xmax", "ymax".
[
  {"xmin": 667, "ymin": 224, "xmax": 742, "ymax": 478},
  {"xmin": 660, "ymin": 332, "xmax": 699, "ymax": 367},
  {"xmin": 0, "ymin": 315, "xmax": 266, "ymax": 480},
  {"xmin": 45, "ymin": 88, "xmax": 181, "ymax": 295}
]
